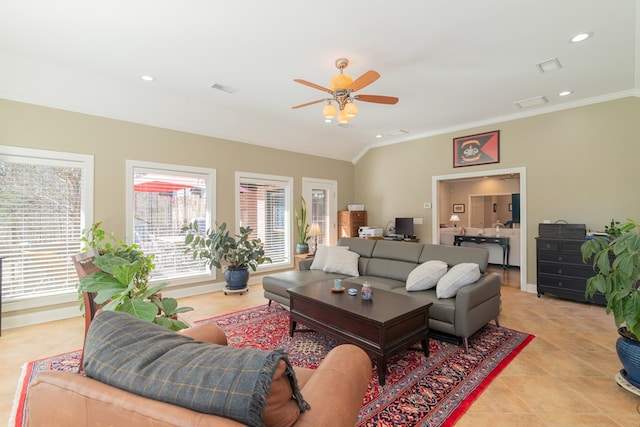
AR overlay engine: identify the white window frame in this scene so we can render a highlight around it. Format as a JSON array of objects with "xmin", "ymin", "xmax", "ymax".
[
  {"xmin": 1, "ymin": 145, "xmax": 93, "ymax": 313},
  {"xmin": 125, "ymin": 160, "xmax": 216, "ymax": 286},
  {"xmin": 235, "ymin": 172, "xmax": 293, "ymax": 271}
]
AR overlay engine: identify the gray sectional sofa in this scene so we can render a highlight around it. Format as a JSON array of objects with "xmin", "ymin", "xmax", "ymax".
[{"xmin": 262, "ymin": 237, "xmax": 502, "ymax": 350}]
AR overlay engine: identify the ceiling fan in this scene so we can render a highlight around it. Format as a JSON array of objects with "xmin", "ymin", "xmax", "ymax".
[{"xmin": 292, "ymin": 58, "xmax": 399, "ymax": 124}]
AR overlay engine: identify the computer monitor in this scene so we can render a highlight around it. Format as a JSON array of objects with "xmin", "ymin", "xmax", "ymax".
[{"xmin": 395, "ymin": 217, "xmax": 414, "ymax": 238}]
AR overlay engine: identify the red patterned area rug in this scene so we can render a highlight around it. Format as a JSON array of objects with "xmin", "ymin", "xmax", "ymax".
[{"xmin": 12, "ymin": 304, "xmax": 533, "ymax": 427}]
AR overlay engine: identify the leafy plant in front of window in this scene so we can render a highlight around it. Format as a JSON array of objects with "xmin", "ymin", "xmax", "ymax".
[
  {"xmin": 295, "ymin": 196, "xmax": 310, "ymax": 246},
  {"xmin": 81, "ymin": 221, "xmax": 154, "ymax": 287},
  {"xmin": 78, "ymin": 222, "xmax": 193, "ymax": 330},
  {"xmin": 182, "ymin": 221, "xmax": 271, "ymax": 271}
]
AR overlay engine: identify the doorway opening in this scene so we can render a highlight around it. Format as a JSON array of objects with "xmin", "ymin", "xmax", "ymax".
[
  {"xmin": 432, "ymin": 167, "xmax": 528, "ymax": 292},
  {"xmin": 302, "ymin": 178, "xmax": 338, "ymax": 247}
]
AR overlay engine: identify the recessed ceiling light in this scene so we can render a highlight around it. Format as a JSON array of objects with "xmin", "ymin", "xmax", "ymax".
[
  {"xmin": 375, "ymin": 134, "xmax": 383, "ymax": 139},
  {"xmin": 324, "ymin": 119, "xmax": 332, "ymax": 123},
  {"xmin": 559, "ymin": 90, "xmax": 574, "ymax": 97},
  {"xmin": 140, "ymin": 75, "xmax": 155, "ymax": 82},
  {"xmin": 570, "ymin": 32, "xmax": 592, "ymax": 43}
]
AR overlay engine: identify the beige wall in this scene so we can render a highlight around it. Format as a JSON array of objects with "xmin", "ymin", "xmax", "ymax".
[
  {"xmin": 0, "ymin": 99, "xmax": 355, "ymax": 240},
  {"xmin": 2, "ymin": 96, "xmax": 639, "ymax": 320},
  {"xmin": 355, "ymin": 96, "xmax": 640, "ymax": 285}
]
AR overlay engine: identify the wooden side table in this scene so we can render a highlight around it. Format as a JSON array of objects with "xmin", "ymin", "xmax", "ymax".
[{"xmin": 294, "ymin": 253, "xmax": 314, "ymax": 271}]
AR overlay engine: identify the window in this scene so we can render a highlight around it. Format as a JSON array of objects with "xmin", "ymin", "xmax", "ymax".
[
  {"xmin": 0, "ymin": 146, "xmax": 93, "ymax": 302},
  {"xmin": 126, "ymin": 161, "xmax": 215, "ymax": 282},
  {"xmin": 236, "ymin": 172, "xmax": 292, "ymax": 268}
]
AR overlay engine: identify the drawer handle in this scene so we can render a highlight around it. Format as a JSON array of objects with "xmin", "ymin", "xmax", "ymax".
[
  {"xmin": 558, "ymin": 256, "xmax": 563, "ymax": 262},
  {"xmin": 545, "ymin": 244, "xmax": 551, "ymax": 249},
  {"xmin": 558, "ymin": 269, "xmax": 563, "ymax": 275},
  {"xmin": 558, "ymin": 282, "xmax": 563, "ymax": 287}
]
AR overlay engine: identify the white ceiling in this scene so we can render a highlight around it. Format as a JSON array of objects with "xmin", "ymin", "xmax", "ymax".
[{"xmin": 1, "ymin": 1, "xmax": 638, "ymax": 163}]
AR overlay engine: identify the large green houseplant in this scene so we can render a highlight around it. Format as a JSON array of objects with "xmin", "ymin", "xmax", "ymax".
[
  {"xmin": 77, "ymin": 222, "xmax": 192, "ymax": 330},
  {"xmin": 581, "ymin": 218, "xmax": 640, "ymax": 387},
  {"xmin": 182, "ymin": 221, "xmax": 271, "ymax": 291},
  {"xmin": 295, "ymin": 197, "xmax": 310, "ymax": 254}
]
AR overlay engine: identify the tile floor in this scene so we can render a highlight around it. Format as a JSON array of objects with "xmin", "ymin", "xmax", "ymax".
[{"xmin": 1, "ymin": 267, "xmax": 639, "ymax": 426}]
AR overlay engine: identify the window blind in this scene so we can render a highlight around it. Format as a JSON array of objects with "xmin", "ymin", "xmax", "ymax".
[
  {"xmin": 238, "ymin": 174, "xmax": 291, "ymax": 267},
  {"xmin": 0, "ymin": 150, "xmax": 90, "ymax": 300}
]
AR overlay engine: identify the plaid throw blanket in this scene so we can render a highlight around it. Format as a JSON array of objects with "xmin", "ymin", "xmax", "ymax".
[{"xmin": 84, "ymin": 311, "xmax": 309, "ymax": 427}]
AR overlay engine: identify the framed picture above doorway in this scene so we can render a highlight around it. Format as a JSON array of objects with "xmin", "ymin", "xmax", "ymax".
[{"xmin": 453, "ymin": 130, "xmax": 500, "ymax": 168}]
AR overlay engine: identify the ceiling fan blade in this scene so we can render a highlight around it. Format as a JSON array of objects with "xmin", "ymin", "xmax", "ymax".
[
  {"xmin": 291, "ymin": 99, "xmax": 327, "ymax": 109},
  {"xmin": 293, "ymin": 79, "xmax": 332, "ymax": 94},
  {"xmin": 355, "ymin": 94, "xmax": 399, "ymax": 104},
  {"xmin": 348, "ymin": 70, "xmax": 380, "ymax": 92}
]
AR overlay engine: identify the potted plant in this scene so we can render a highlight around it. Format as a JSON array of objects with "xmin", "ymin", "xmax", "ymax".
[
  {"xmin": 77, "ymin": 253, "xmax": 192, "ymax": 330},
  {"xmin": 295, "ymin": 197, "xmax": 310, "ymax": 254},
  {"xmin": 81, "ymin": 221, "xmax": 154, "ymax": 287},
  {"xmin": 77, "ymin": 222, "xmax": 193, "ymax": 330},
  {"xmin": 182, "ymin": 221, "xmax": 271, "ymax": 293},
  {"xmin": 581, "ymin": 218, "xmax": 640, "ymax": 388}
]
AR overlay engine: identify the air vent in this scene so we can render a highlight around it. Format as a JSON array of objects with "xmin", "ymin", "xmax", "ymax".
[
  {"xmin": 535, "ymin": 58, "xmax": 562, "ymax": 73},
  {"xmin": 385, "ymin": 129, "xmax": 410, "ymax": 136},
  {"xmin": 514, "ymin": 96, "xmax": 548, "ymax": 108},
  {"xmin": 211, "ymin": 83, "xmax": 238, "ymax": 94}
]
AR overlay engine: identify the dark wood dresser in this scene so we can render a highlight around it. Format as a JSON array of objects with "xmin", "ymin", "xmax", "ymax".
[{"xmin": 536, "ymin": 237, "xmax": 606, "ymax": 305}]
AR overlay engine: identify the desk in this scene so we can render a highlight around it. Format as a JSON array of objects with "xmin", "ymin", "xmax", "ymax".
[{"xmin": 454, "ymin": 235, "xmax": 510, "ymax": 269}]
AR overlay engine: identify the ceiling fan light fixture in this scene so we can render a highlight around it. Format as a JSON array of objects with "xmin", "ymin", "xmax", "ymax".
[
  {"xmin": 322, "ymin": 102, "xmax": 336, "ymax": 119},
  {"xmin": 329, "ymin": 73, "xmax": 353, "ymax": 91},
  {"xmin": 337, "ymin": 109, "xmax": 350, "ymax": 124},
  {"xmin": 344, "ymin": 101, "xmax": 358, "ymax": 117},
  {"xmin": 292, "ymin": 57, "xmax": 398, "ymax": 125}
]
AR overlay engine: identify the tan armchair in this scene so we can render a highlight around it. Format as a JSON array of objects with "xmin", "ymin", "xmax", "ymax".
[{"xmin": 26, "ymin": 321, "xmax": 372, "ymax": 427}]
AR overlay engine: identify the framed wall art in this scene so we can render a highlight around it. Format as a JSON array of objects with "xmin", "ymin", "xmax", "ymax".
[
  {"xmin": 453, "ymin": 203, "xmax": 465, "ymax": 213},
  {"xmin": 453, "ymin": 130, "xmax": 500, "ymax": 168}
]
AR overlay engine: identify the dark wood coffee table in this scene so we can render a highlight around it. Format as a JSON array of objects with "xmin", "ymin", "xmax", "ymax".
[{"xmin": 287, "ymin": 281, "xmax": 432, "ymax": 386}]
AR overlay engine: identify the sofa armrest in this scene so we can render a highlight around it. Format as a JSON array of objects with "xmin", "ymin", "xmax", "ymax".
[
  {"xmin": 293, "ymin": 344, "xmax": 371, "ymax": 427},
  {"xmin": 299, "ymin": 258, "xmax": 314, "ymax": 270},
  {"xmin": 179, "ymin": 322, "xmax": 228, "ymax": 346},
  {"xmin": 453, "ymin": 272, "xmax": 501, "ymax": 339},
  {"xmin": 27, "ymin": 371, "xmax": 243, "ymax": 427},
  {"xmin": 455, "ymin": 272, "xmax": 501, "ymax": 312}
]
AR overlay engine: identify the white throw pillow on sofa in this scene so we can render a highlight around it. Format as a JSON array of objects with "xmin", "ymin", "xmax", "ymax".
[
  {"xmin": 322, "ymin": 249, "xmax": 360, "ymax": 276},
  {"xmin": 436, "ymin": 263, "xmax": 481, "ymax": 299},
  {"xmin": 406, "ymin": 260, "xmax": 448, "ymax": 291},
  {"xmin": 310, "ymin": 245, "xmax": 349, "ymax": 271}
]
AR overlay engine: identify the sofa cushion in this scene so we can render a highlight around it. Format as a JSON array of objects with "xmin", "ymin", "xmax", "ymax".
[
  {"xmin": 83, "ymin": 311, "xmax": 308, "ymax": 427},
  {"xmin": 406, "ymin": 260, "xmax": 448, "ymax": 291},
  {"xmin": 337, "ymin": 237, "xmax": 377, "ymax": 258},
  {"xmin": 436, "ymin": 263, "xmax": 481, "ymax": 298},
  {"xmin": 371, "ymin": 240, "xmax": 424, "ymax": 263},
  {"xmin": 310, "ymin": 245, "xmax": 348, "ymax": 271},
  {"xmin": 323, "ymin": 249, "xmax": 360, "ymax": 276},
  {"xmin": 365, "ymin": 258, "xmax": 418, "ymax": 282},
  {"xmin": 342, "ymin": 275, "xmax": 406, "ymax": 291},
  {"xmin": 419, "ymin": 244, "xmax": 489, "ymax": 273}
]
